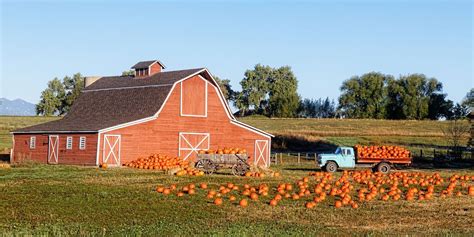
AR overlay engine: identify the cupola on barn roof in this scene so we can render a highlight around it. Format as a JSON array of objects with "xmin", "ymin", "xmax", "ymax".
[{"xmin": 131, "ymin": 60, "xmax": 166, "ymax": 69}]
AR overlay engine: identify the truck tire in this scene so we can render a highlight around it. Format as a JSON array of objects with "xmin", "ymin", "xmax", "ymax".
[
  {"xmin": 376, "ymin": 162, "xmax": 391, "ymax": 174},
  {"xmin": 325, "ymin": 161, "xmax": 338, "ymax": 173}
]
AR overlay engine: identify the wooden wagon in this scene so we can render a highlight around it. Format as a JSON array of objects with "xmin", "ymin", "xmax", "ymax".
[{"xmin": 195, "ymin": 154, "xmax": 250, "ymax": 176}]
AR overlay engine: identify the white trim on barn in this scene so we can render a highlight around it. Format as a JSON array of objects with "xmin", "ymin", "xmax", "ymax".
[
  {"xmin": 96, "ymin": 133, "xmax": 101, "ymax": 166},
  {"xmin": 11, "ymin": 136, "xmax": 14, "ymax": 163}
]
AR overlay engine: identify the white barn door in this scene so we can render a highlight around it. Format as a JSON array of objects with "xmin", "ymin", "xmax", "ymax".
[
  {"xmin": 48, "ymin": 135, "xmax": 59, "ymax": 164},
  {"xmin": 103, "ymin": 135, "xmax": 121, "ymax": 166},
  {"xmin": 179, "ymin": 132, "xmax": 210, "ymax": 161},
  {"xmin": 254, "ymin": 140, "xmax": 269, "ymax": 167}
]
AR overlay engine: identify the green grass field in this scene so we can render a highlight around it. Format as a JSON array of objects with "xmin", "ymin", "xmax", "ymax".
[
  {"xmin": 1, "ymin": 116, "xmax": 473, "ymax": 235},
  {"xmin": 1, "ymin": 164, "xmax": 473, "ymax": 236}
]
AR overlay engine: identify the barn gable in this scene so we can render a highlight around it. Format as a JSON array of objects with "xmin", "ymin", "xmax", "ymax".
[{"xmin": 12, "ymin": 60, "xmax": 273, "ymax": 167}]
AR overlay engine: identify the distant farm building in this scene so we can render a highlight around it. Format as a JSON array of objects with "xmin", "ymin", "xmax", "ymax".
[{"xmin": 11, "ymin": 60, "xmax": 273, "ymax": 167}]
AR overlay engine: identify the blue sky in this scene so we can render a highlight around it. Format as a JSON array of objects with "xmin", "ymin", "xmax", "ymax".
[{"xmin": 1, "ymin": 0, "xmax": 472, "ymax": 104}]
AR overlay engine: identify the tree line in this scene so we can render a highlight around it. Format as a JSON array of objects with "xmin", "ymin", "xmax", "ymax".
[
  {"xmin": 36, "ymin": 66, "xmax": 472, "ymax": 120},
  {"xmin": 338, "ymin": 72, "xmax": 471, "ymax": 120}
]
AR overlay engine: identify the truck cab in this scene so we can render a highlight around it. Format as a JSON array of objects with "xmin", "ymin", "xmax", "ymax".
[{"xmin": 317, "ymin": 146, "xmax": 356, "ymax": 172}]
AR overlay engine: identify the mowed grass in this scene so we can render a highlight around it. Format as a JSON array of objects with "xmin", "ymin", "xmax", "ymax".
[
  {"xmin": 240, "ymin": 118, "xmax": 470, "ymax": 151},
  {"xmin": 1, "ymin": 164, "xmax": 473, "ymax": 236}
]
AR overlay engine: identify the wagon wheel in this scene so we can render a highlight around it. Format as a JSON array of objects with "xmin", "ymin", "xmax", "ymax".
[
  {"xmin": 231, "ymin": 163, "xmax": 249, "ymax": 176},
  {"xmin": 195, "ymin": 159, "xmax": 215, "ymax": 175}
]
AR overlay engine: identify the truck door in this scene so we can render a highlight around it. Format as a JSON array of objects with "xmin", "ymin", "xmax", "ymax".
[{"xmin": 340, "ymin": 148, "xmax": 356, "ymax": 168}]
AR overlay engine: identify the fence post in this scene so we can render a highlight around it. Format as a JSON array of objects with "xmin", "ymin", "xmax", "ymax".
[
  {"xmin": 274, "ymin": 153, "xmax": 278, "ymax": 165},
  {"xmin": 314, "ymin": 153, "xmax": 317, "ymax": 164},
  {"xmin": 433, "ymin": 149, "xmax": 436, "ymax": 158},
  {"xmin": 298, "ymin": 153, "xmax": 301, "ymax": 164},
  {"xmin": 280, "ymin": 153, "xmax": 283, "ymax": 164}
]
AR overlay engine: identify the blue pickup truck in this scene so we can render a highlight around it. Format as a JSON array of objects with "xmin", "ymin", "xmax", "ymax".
[{"xmin": 317, "ymin": 146, "xmax": 411, "ymax": 173}]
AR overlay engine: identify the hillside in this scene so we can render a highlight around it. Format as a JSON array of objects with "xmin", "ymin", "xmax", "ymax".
[{"xmin": 240, "ymin": 117, "xmax": 470, "ymax": 153}]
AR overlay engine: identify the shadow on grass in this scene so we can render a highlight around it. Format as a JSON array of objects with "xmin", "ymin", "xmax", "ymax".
[{"xmin": 0, "ymin": 153, "xmax": 10, "ymax": 162}]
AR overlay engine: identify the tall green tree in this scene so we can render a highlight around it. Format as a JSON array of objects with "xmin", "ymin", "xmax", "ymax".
[
  {"xmin": 427, "ymin": 93, "xmax": 453, "ymax": 120},
  {"xmin": 386, "ymin": 74, "xmax": 442, "ymax": 119},
  {"xmin": 462, "ymin": 88, "xmax": 474, "ymax": 109},
  {"xmin": 214, "ymin": 76, "xmax": 235, "ymax": 102},
  {"xmin": 36, "ymin": 78, "xmax": 65, "ymax": 116},
  {"xmin": 267, "ymin": 66, "xmax": 300, "ymax": 117},
  {"xmin": 62, "ymin": 73, "xmax": 84, "ymax": 115},
  {"xmin": 239, "ymin": 64, "xmax": 272, "ymax": 114},
  {"xmin": 338, "ymin": 72, "xmax": 391, "ymax": 119},
  {"xmin": 36, "ymin": 73, "xmax": 84, "ymax": 116},
  {"xmin": 236, "ymin": 64, "xmax": 300, "ymax": 117}
]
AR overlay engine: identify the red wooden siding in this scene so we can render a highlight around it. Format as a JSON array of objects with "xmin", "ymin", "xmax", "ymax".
[
  {"xmin": 12, "ymin": 134, "xmax": 97, "ymax": 165},
  {"xmin": 100, "ymin": 75, "xmax": 271, "ymax": 166},
  {"xmin": 181, "ymin": 78, "xmax": 206, "ymax": 116},
  {"xmin": 149, "ymin": 63, "xmax": 162, "ymax": 75}
]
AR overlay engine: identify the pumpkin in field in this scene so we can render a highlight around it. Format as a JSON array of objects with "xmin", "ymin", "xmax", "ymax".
[
  {"xmin": 239, "ymin": 199, "xmax": 248, "ymax": 207},
  {"xmin": 334, "ymin": 200, "xmax": 342, "ymax": 208},
  {"xmin": 214, "ymin": 198, "xmax": 223, "ymax": 205}
]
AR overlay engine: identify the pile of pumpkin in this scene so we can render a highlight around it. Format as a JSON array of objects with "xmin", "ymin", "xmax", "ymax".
[
  {"xmin": 355, "ymin": 145, "xmax": 410, "ymax": 159},
  {"xmin": 155, "ymin": 170, "xmax": 473, "ymax": 209},
  {"xmin": 124, "ymin": 153, "xmax": 189, "ymax": 170},
  {"xmin": 199, "ymin": 147, "xmax": 247, "ymax": 155}
]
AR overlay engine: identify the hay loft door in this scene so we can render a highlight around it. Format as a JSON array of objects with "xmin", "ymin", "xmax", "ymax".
[
  {"xmin": 179, "ymin": 132, "xmax": 210, "ymax": 161},
  {"xmin": 102, "ymin": 134, "xmax": 121, "ymax": 166},
  {"xmin": 254, "ymin": 140, "xmax": 269, "ymax": 167},
  {"xmin": 48, "ymin": 135, "xmax": 59, "ymax": 164}
]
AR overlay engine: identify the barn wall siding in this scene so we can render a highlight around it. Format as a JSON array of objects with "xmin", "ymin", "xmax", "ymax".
[
  {"xmin": 101, "ymin": 75, "xmax": 270, "ymax": 166},
  {"xmin": 13, "ymin": 134, "xmax": 97, "ymax": 165}
]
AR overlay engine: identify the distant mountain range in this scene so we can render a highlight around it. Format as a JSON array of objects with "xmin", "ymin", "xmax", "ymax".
[{"xmin": 0, "ymin": 98, "xmax": 36, "ymax": 116}]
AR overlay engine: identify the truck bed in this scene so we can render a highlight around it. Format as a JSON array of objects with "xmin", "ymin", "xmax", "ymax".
[{"xmin": 357, "ymin": 158, "xmax": 411, "ymax": 164}]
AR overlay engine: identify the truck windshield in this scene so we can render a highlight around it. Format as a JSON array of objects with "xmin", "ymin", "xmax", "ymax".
[{"xmin": 335, "ymin": 148, "xmax": 341, "ymax": 154}]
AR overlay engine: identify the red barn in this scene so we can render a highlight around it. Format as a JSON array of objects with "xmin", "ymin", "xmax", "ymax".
[{"xmin": 11, "ymin": 60, "xmax": 273, "ymax": 167}]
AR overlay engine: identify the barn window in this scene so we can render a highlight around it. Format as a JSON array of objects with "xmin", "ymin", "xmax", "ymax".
[
  {"xmin": 29, "ymin": 136, "xmax": 36, "ymax": 149},
  {"xmin": 79, "ymin": 137, "xmax": 86, "ymax": 150},
  {"xmin": 66, "ymin": 137, "xmax": 73, "ymax": 150}
]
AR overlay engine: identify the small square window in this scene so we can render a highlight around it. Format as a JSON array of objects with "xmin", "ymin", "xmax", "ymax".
[
  {"xmin": 66, "ymin": 137, "xmax": 73, "ymax": 150},
  {"xmin": 29, "ymin": 136, "xmax": 36, "ymax": 149},
  {"xmin": 79, "ymin": 137, "xmax": 86, "ymax": 150}
]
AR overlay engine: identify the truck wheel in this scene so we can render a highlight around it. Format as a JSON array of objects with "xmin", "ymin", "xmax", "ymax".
[
  {"xmin": 325, "ymin": 161, "xmax": 338, "ymax": 173},
  {"xmin": 376, "ymin": 162, "xmax": 391, "ymax": 174}
]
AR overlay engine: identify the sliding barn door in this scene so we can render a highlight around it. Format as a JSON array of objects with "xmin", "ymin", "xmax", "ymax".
[
  {"xmin": 48, "ymin": 135, "xmax": 59, "ymax": 164},
  {"xmin": 102, "ymin": 135, "xmax": 121, "ymax": 166}
]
